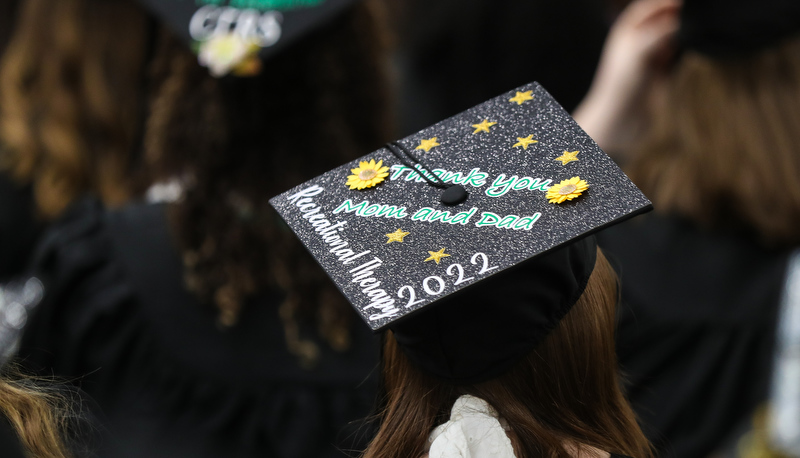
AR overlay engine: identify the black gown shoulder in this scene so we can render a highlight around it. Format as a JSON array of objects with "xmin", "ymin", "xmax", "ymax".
[
  {"xmin": 20, "ymin": 198, "xmax": 380, "ymax": 458},
  {"xmin": 0, "ymin": 172, "xmax": 41, "ymax": 282},
  {"xmin": 598, "ymin": 213, "xmax": 788, "ymax": 457},
  {"xmin": 0, "ymin": 416, "xmax": 24, "ymax": 458}
]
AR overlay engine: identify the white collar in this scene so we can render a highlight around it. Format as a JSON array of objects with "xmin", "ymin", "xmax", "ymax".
[{"xmin": 427, "ymin": 395, "xmax": 515, "ymax": 458}]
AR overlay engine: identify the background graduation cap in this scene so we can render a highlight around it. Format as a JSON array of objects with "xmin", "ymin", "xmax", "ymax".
[
  {"xmin": 270, "ymin": 82, "xmax": 652, "ymax": 382},
  {"xmin": 679, "ymin": 0, "xmax": 800, "ymax": 57},
  {"xmin": 136, "ymin": 0, "xmax": 357, "ymax": 76}
]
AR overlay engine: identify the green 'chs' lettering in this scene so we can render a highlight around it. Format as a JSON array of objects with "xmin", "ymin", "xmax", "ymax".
[{"xmin": 196, "ymin": 0, "xmax": 324, "ymax": 11}]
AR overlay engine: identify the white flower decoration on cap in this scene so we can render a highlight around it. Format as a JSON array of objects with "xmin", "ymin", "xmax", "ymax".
[
  {"xmin": 428, "ymin": 395, "xmax": 515, "ymax": 458},
  {"xmin": 197, "ymin": 34, "xmax": 261, "ymax": 78}
]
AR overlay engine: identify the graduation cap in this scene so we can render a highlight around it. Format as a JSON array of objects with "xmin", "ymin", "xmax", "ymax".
[
  {"xmin": 680, "ymin": 0, "xmax": 800, "ymax": 57},
  {"xmin": 270, "ymin": 82, "xmax": 652, "ymax": 382},
  {"xmin": 136, "ymin": 0, "xmax": 357, "ymax": 76}
]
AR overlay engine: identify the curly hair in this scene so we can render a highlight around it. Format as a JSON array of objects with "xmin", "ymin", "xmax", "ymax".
[
  {"xmin": 0, "ymin": 0, "xmax": 150, "ymax": 219},
  {"xmin": 3, "ymin": 0, "xmax": 392, "ymax": 363},
  {"xmin": 142, "ymin": 1, "xmax": 393, "ymax": 360}
]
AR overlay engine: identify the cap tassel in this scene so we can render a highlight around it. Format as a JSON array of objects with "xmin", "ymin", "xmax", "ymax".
[{"xmin": 385, "ymin": 142, "xmax": 468, "ymax": 206}]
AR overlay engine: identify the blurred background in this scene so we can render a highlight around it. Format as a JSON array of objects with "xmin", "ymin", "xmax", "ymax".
[{"xmin": 2, "ymin": 0, "xmax": 800, "ymax": 457}]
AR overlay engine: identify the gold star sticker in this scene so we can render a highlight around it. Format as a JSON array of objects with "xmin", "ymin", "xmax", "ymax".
[
  {"xmin": 555, "ymin": 150, "xmax": 580, "ymax": 165},
  {"xmin": 513, "ymin": 135, "xmax": 538, "ymax": 150},
  {"xmin": 416, "ymin": 137, "xmax": 440, "ymax": 152},
  {"xmin": 471, "ymin": 119, "xmax": 497, "ymax": 134},
  {"xmin": 385, "ymin": 229, "xmax": 410, "ymax": 244},
  {"xmin": 424, "ymin": 248, "xmax": 451, "ymax": 265},
  {"xmin": 508, "ymin": 90, "xmax": 534, "ymax": 105}
]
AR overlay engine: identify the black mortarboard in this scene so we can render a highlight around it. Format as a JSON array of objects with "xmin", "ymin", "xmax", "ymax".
[
  {"xmin": 136, "ymin": 0, "xmax": 357, "ymax": 76},
  {"xmin": 680, "ymin": 0, "xmax": 800, "ymax": 57},
  {"xmin": 270, "ymin": 82, "xmax": 652, "ymax": 382}
]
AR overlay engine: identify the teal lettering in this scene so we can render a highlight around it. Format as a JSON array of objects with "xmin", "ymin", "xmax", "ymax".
[
  {"xmin": 486, "ymin": 174, "xmax": 517, "ymax": 197},
  {"xmin": 463, "ymin": 168, "xmax": 489, "ymax": 187},
  {"xmin": 412, "ymin": 207, "xmax": 433, "ymax": 221},
  {"xmin": 390, "ymin": 165, "xmax": 412, "ymax": 180},
  {"xmin": 375, "ymin": 206, "xmax": 408, "ymax": 218},
  {"xmin": 476, "ymin": 212, "xmax": 501, "ymax": 227},
  {"xmin": 429, "ymin": 210, "xmax": 454, "ymax": 223},
  {"xmin": 513, "ymin": 214, "xmax": 541, "ymax": 230},
  {"xmin": 391, "ymin": 167, "xmax": 486, "ymax": 187},
  {"xmin": 218, "ymin": 0, "xmax": 324, "ymax": 10},
  {"xmin": 334, "ymin": 200, "xmax": 407, "ymax": 219},
  {"xmin": 497, "ymin": 215, "xmax": 519, "ymax": 229},
  {"xmin": 412, "ymin": 164, "xmax": 438, "ymax": 183},
  {"xmin": 362, "ymin": 204, "xmax": 381, "ymax": 217},
  {"xmin": 529, "ymin": 178, "xmax": 552, "ymax": 192},
  {"xmin": 334, "ymin": 199, "xmax": 368, "ymax": 214},
  {"xmin": 512, "ymin": 177, "xmax": 532, "ymax": 190},
  {"xmin": 441, "ymin": 170, "xmax": 465, "ymax": 184},
  {"xmin": 450, "ymin": 207, "xmax": 477, "ymax": 225},
  {"xmin": 475, "ymin": 212, "xmax": 539, "ymax": 230}
]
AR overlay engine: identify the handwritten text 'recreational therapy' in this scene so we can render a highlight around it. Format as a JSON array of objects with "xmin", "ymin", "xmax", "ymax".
[{"xmin": 286, "ymin": 186, "xmax": 400, "ymax": 321}]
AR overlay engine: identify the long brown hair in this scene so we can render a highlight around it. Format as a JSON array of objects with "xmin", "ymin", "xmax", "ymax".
[
  {"xmin": 626, "ymin": 36, "xmax": 800, "ymax": 246},
  {"xmin": 143, "ymin": 0, "xmax": 394, "ymax": 358},
  {"xmin": 4, "ymin": 0, "xmax": 393, "ymax": 361},
  {"xmin": 364, "ymin": 249, "xmax": 653, "ymax": 458},
  {"xmin": 0, "ymin": 0, "xmax": 149, "ymax": 219}
]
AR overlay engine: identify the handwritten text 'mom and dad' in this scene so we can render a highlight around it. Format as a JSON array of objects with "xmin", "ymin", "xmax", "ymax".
[{"xmin": 334, "ymin": 165, "xmax": 551, "ymax": 231}]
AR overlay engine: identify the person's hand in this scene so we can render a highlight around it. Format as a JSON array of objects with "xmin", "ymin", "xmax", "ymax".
[
  {"xmin": 594, "ymin": 0, "xmax": 681, "ymax": 99},
  {"xmin": 573, "ymin": 0, "xmax": 681, "ymax": 159}
]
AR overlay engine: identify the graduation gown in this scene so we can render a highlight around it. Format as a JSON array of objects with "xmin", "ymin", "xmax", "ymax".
[
  {"xmin": 20, "ymin": 199, "xmax": 380, "ymax": 458},
  {"xmin": 598, "ymin": 213, "xmax": 788, "ymax": 457},
  {"xmin": 0, "ymin": 173, "xmax": 41, "ymax": 282}
]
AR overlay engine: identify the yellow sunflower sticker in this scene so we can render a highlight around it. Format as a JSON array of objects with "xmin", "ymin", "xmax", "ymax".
[
  {"xmin": 346, "ymin": 159, "xmax": 390, "ymax": 190},
  {"xmin": 546, "ymin": 176, "xmax": 589, "ymax": 204}
]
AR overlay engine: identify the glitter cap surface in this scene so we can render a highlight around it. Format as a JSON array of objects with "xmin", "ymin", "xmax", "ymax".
[{"xmin": 270, "ymin": 82, "xmax": 652, "ymax": 332}]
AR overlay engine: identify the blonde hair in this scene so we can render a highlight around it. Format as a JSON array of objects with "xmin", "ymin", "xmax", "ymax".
[
  {"xmin": 627, "ymin": 36, "xmax": 800, "ymax": 246},
  {"xmin": 0, "ymin": 374, "xmax": 76, "ymax": 458}
]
